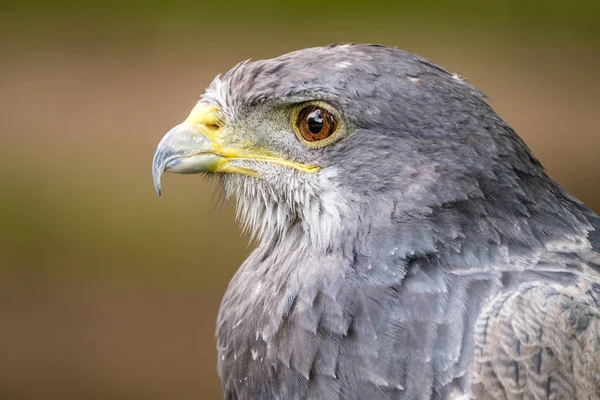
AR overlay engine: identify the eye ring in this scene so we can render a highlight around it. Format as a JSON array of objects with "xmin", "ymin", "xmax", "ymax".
[{"xmin": 294, "ymin": 104, "xmax": 340, "ymax": 144}]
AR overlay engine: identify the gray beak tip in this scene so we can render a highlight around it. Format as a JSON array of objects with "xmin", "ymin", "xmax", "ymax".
[
  {"xmin": 152, "ymin": 168, "xmax": 163, "ymax": 197},
  {"xmin": 152, "ymin": 154, "xmax": 165, "ymax": 197}
]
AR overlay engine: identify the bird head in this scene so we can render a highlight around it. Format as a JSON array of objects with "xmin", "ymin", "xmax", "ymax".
[{"xmin": 153, "ymin": 44, "xmax": 537, "ymax": 250}]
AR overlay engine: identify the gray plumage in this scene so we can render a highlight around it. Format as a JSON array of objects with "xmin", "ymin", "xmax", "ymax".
[{"xmin": 153, "ymin": 44, "xmax": 600, "ymax": 399}]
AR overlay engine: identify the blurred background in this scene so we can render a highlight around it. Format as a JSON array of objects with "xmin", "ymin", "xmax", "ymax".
[{"xmin": 1, "ymin": 1, "xmax": 599, "ymax": 398}]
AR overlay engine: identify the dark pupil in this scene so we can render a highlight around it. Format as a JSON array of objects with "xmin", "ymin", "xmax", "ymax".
[{"xmin": 307, "ymin": 110, "xmax": 324, "ymax": 134}]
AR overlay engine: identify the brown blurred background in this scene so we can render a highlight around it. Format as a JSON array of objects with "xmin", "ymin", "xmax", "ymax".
[{"xmin": 0, "ymin": 1, "xmax": 599, "ymax": 399}]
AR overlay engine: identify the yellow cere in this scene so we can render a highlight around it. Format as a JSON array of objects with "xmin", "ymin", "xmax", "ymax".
[{"xmin": 184, "ymin": 103, "xmax": 224, "ymax": 141}]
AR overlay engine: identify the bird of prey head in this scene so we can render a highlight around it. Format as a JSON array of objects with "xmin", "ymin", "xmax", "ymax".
[
  {"xmin": 153, "ymin": 44, "xmax": 511, "ymax": 248},
  {"xmin": 152, "ymin": 44, "xmax": 600, "ymax": 399}
]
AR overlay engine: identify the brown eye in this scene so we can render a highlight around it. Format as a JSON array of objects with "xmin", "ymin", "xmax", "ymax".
[{"xmin": 296, "ymin": 106, "xmax": 338, "ymax": 142}]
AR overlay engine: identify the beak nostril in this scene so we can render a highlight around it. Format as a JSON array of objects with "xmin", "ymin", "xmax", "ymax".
[{"xmin": 205, "ymin": 123, "xmax": 221, "ymax": 131}]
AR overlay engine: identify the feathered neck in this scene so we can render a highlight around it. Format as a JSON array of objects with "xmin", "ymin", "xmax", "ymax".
[{"xmin": 222, "ymin": 167, "xmax": 359, "ymax": 254}]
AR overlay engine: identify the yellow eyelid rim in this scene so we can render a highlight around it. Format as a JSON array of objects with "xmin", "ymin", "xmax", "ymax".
[{"xmin": 292, "ymin": 101, "xmax": 344, "ymax": 148}]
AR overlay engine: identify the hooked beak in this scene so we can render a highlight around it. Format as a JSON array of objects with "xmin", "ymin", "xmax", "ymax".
[
  {"xmin": 152, "ymin": 122, "xmax": 226, "ymax": 196},
  {"xmin": 152, "ymin": 103, "xmax": 255, "ymax": 196}
]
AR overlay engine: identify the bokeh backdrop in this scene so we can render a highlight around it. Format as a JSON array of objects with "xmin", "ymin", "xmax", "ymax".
[{"xmin": 1, "ymin": 1, "xmax": 599, "ymax": 398}]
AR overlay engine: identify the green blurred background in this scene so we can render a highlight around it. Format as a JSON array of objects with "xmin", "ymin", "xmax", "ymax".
[{"xmin": 1, "ymin": 1, "xmax": 599, "ymax": 398}]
